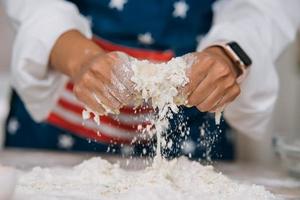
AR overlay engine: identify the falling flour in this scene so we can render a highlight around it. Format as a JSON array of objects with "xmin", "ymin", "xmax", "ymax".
[
  {"xmin": 14, "ymin": 56, "xmax": 278, "ymax": 199},
  {"xmin": 130, "ymin": 57, "xmax": 190, "ymax": 159},
  {"xmin": 129, "ymin": 56, "xmax": 223, "ymax": 159},
  {"xmin": 82, "ymin": 55, "xmax": 222, "ymax": 133}
]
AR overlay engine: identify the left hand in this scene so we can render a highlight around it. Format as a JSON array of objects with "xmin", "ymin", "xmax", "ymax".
[{"xmin": 183, "ymin": 47, "xmax": 241, "ymax": 112}]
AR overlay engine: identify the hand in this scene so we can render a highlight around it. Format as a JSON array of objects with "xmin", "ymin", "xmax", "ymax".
[
  {"xmin": 50, "ymin": 30, "xmax": 135, "ymax": 115},
  {"xmin": 183, "ymin": 47, "xmax": 241, "ymax": 112},
  {"xmin": 73, "ymin": 51, "xmax": 136, "ymax": 115}
]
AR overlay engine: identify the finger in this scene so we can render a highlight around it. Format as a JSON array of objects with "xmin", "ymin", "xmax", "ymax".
[
  {"xmin": 183, "ymin": 53, "xmax": 214, "ymax": 95},
  {"xmin": 92, "ymin": 83, "xmax": 123, "ymax": 113},
  {"xmin": 196, "ymin": 86, "xmax": 225, "ymax": 112},
  {"xmin": 90, "ymin": 53, "xmax": 135, "ymax": 107},
  {"xmin": 198, "ymin": 73, "xmax": 237, "ymax": 111},
  {"xmin": 187, "ymin": 71, "xmax": 216, "ymax": 106},
  {"xmin": 210, "ymin": 105, "xmax": 225, "ymax": 114},
  {"xmin": 89, "ymin": 55, "xmax": 115, "ymax": 85},
  {"xmin": 79, "ymin": 73, "xmax": 123, "ymax": 113},
  {"xmin": 109, "ymin": 73, "xmax": 135, "ymax": 104},
  {"xmin": 210, "ymin": 60, "xmax": 233, "ymax": 82},
  {"xmin": 112, "ymin": 60, "xmax": 136, "ymax": 95},
  {"xmin": 106, "ymin": 51, "xmax": 136, "ymax": 98},
  {"xmin": 210, "ymin": 84, "xmax": 240, "ymax": 111},
  {"xmin": 73, "ymin": 86, "xmax": 106, "ymax": 114},
  {"xmin": 112, "ymin": 56, "xmax": 140, "ymax": 105},
  {"xmin": 92, "ymin": 53, "xmax": 135, "ymax": 105},
  {"xmin": 83, "ymin": 70, "xmax": 122, "ymax": 109},
  {"xmin": 188, "ymin": 61, "xmax": 234, "ymax": 106}
]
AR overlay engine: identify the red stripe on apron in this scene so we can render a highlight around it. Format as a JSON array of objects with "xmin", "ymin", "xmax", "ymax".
[
  {"xmin": 57, "ymin": 98, "xmax": 152, "ymax": 131},
  {"xmin": 48, "ymin": 113, "xmax": 134, "ymax": 144},
  {"xmin": 93, "ymin": 36, "xmax": 174, "ymax": 62}
]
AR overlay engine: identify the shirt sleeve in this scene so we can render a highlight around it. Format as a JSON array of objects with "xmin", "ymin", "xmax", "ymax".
[
  {"xmin": 197, "ymin": 0, "xmax": 300, "ymax": 139},
  {"xmin": 3, "ymin": 0, "xmax": 92, "ymax": 122}
]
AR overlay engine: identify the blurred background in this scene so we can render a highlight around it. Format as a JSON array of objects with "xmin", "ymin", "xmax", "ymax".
[
  {"xmin": 0, "ymin": 5, "xmax": 299, "ymax": 166},
  {"xmin": 0, "ymin": 5, "xmax": 14, "ymax": 149}
]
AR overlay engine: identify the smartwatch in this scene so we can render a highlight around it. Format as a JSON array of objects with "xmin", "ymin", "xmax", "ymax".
[{"xmin": 211, "ymin": 41, "xmax": 252, "ymax": 83}]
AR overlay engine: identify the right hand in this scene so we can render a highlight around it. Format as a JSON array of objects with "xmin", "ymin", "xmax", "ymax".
[
  {"xmin": 73, "ymin": 51, "xmax": 136, "ymax": 115},
  {"xmin": 181, "ymin": 48, "xmax": 241, "ymax": 113}
]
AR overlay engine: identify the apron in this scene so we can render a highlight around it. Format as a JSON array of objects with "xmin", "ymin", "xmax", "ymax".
[{"xmin": 5, "ymin": 0, "xmax": 234, "ymax": 160}]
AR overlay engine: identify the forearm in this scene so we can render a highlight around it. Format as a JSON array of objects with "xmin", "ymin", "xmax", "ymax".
[{"xmin": 50, "ymin": 30, "xmax": 104, "ymax": 80}]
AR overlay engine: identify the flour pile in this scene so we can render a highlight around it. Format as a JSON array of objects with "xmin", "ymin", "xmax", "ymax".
[{"xmin": 15, "ymin": 157, "xmax": 277, "ymax": 200}]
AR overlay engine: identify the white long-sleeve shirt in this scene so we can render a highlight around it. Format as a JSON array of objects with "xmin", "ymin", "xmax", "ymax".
[
  {"xmin": 3, "ymin": 0, "xmax": 300, "ymax": 139},
  {"xmin": 2, "ymin": 0, "xmax": 92, "ymax": 120},
  {"xmin": 198, "ymin": 0, "xmax": 300, "ymax": 139}
]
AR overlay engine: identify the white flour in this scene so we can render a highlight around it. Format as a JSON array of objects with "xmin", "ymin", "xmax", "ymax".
[
  {"xmin": 15, "ymin": 157, "xmax": 278, "ymax": 200},
  {"xmin": 129, "ymin": 57, "xmax": 223, "ymax": 159},
  {"xmin": 130, "ymin": 57, "xmax": 190, "ymax": 159},
  {"xmin": 14, "ymin": 56, "xmax": 278, "ymax": 199},
  {"xmin": 82, "ymin": 55, "xmax": 222, "ymax": 132},
  {"xmin": 130, "ymin": 57, "xmax": 189, "ymax": 114}
]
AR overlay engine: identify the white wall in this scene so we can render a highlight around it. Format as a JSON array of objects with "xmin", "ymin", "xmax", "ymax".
[
  {"xmin": 273, "ymin": 36, "xmax": 300, "ymax": 141},
  {"xmin": 0, "ymin": 5, "xmax": 14, "ymax": 148},
  {"xmin": 0, "ymin": 5, "xmax": 13, "ymax": 71},
  {"xmin": 236, "ymin": 35, "xmax": 300, "ymax": 164}
]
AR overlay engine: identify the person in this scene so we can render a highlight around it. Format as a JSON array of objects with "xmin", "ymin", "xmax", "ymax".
[{"xmin": 2, "ymin": 0, "xmax": 300, "ymax": 159}]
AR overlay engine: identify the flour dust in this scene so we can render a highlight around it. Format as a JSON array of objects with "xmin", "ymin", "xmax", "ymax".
[
  {"xmin": 14, "ymin": 56, "xmax": 278, "ymax": 200},
  {"xmin": 130, "ymin": 57, "xmax": 190, "ymax": 160},
  {"xmin": 81, "ymin": 55, "xmax": 222, "ymax": 159}
]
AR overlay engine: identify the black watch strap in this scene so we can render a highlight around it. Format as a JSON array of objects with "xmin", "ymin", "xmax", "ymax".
[{"xmin": 227, "ymin": 41, "xmax": 252, "ymax": 67}]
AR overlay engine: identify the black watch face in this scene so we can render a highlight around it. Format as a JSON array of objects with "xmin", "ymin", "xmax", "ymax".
[{"xmin": 228, "ymin": 42, "xmax": 252, "ymax": 66}]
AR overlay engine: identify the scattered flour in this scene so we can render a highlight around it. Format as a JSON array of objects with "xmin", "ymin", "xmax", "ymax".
[
  {"xmin": 23, "ymin": 56, "xmax": 278, "ymax": 200},
  {"xmin": 15, "ymin": 157, "xmax": 278, "ymax": 200},
  {"xmin": 215, "ymin": 110, "xmax": 222, "ymax": 125},
  {"xmin": 129, "ymin": 56, "xmax": 224, "ymax": 159},
  {"xmin": 82, "ymin": 107, "xmax": 101, "ymax": 126},
  {"xmin": 82, "ymin": 55, "xmax": 222, "ymax": 130}
]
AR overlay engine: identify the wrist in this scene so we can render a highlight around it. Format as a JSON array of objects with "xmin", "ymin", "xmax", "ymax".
[{"xmin": 50, "ymin": 30, "xmax": 104, "ymax": 80}]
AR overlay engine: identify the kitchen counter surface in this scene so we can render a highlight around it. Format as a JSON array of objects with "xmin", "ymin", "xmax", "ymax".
[{"xmin": 1, "ymin": 148, "xmax": 299, "ymax": 199}]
